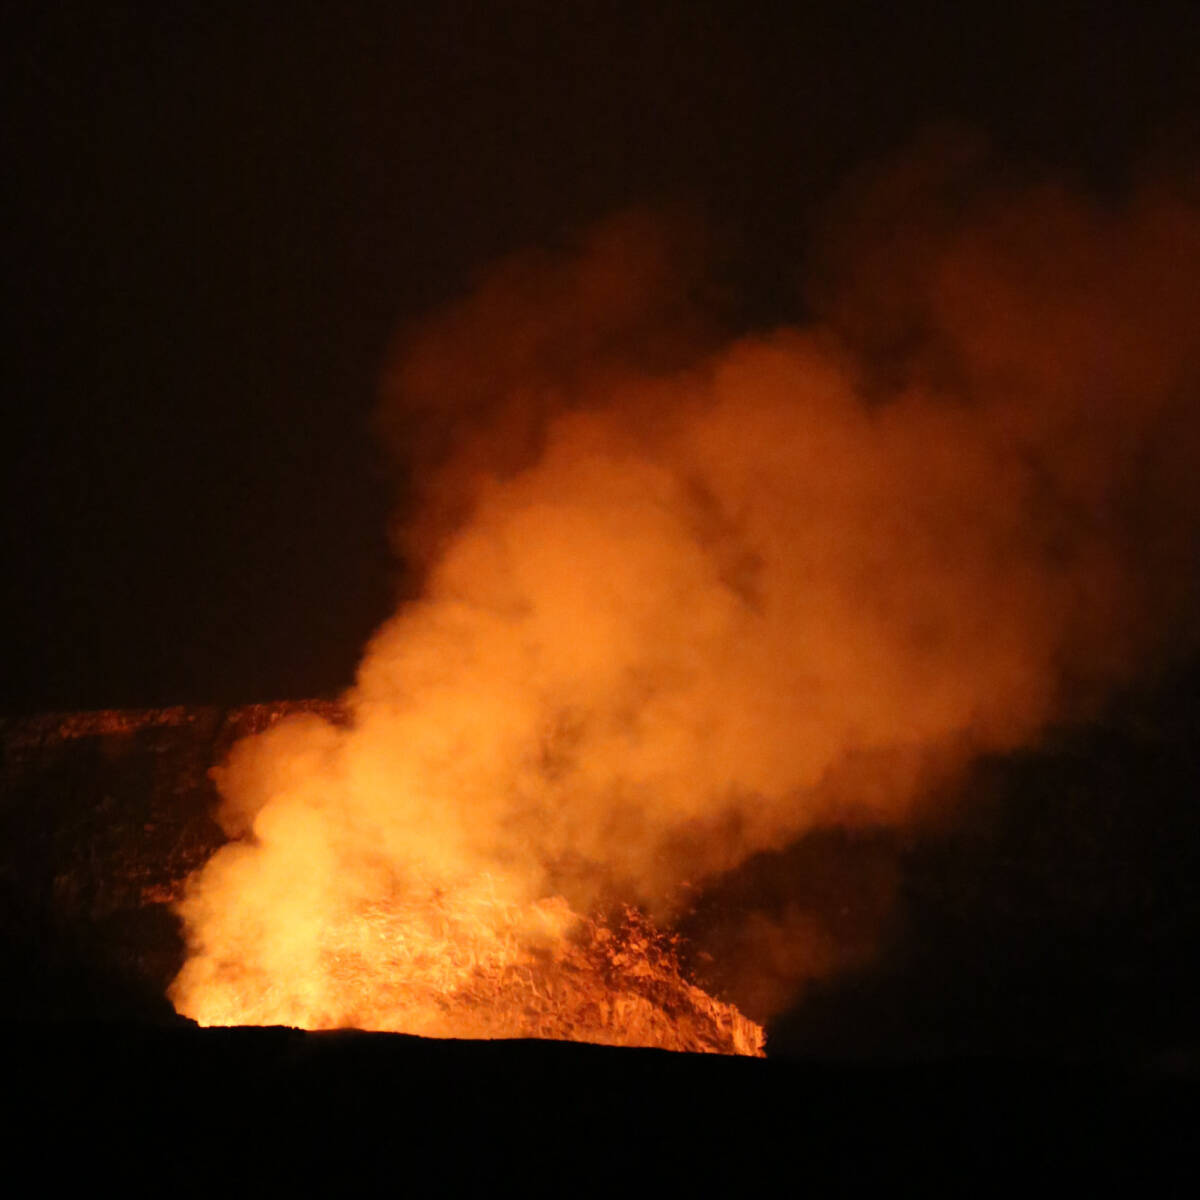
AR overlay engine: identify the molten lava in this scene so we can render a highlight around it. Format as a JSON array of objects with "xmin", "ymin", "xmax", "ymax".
[{"xmin": 173, "ymin": 870, "xmax": 763, "ymax": 1055}]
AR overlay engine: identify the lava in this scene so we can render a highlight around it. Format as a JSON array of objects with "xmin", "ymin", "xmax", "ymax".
[{"xmin": 174, "ymin": 877, "xmax": 763, "ymax": 1054}]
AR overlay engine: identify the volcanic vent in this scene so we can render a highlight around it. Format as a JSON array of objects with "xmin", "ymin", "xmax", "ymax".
[
  {"xmin": 177, "ymin": 883, "xmax": 762, "ymax": 1054},
  {"xmin": 0, "ymin": 703, "xmax": 762, "ymax": 1053},
  {"xmin": 168, "ymin": 702, "xmax": 765, "ymax": 1054}
]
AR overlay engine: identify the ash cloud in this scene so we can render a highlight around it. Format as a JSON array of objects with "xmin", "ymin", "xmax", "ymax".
[{"xmin": 176, "ymin": 139, "xmax": 1200, "ymax": 1025}]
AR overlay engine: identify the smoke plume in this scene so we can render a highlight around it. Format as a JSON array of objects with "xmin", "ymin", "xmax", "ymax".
[{"xmin": 174, "ymin": 138, "xmax": 1200, "ymax": 1027}]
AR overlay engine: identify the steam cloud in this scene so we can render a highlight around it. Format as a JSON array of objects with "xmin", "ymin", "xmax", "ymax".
[{"xmin": 175, "ymin": 136, "xmax": 1200, "ymax": 1025}]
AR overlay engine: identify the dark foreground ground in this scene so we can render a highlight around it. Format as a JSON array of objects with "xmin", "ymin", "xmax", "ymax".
[{"xmin": 6, "ymin": 1017, "xmax": 1197, "ymax": 1190}]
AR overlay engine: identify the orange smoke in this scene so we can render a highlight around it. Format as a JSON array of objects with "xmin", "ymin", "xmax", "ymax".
[{"xmin": 171, "ymin": 139, "xmax": 1200, "ymax": 1043}]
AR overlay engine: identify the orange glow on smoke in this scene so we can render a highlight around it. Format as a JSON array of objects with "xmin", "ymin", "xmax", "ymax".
[{"xmin": 171, "ymin": 148, "xmax": 1200, "ymax": 1053}]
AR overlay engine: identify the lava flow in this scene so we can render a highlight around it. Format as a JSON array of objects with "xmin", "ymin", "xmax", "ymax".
[{"xmin": 174, "ymin": 872, "xmax": 764, "ymax": 1055}]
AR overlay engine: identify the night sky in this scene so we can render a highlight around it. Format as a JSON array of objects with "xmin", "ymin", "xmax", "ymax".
[{"xmin": 7, "ymin": 1, "xmax": 1200, "ymax": 715}]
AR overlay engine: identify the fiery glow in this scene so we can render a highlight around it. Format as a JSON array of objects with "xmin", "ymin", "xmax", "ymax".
[
  {"xmin": 170, "ymin": 705, "xmax": 765, "ymax": 1054},
  {"xmin": 173, "ymin": 144, "xmax": 1200, "ymax": 1051},
  {"xmin": 176, "ymin": 871, "xmax": 763, "ymax": 1054}
]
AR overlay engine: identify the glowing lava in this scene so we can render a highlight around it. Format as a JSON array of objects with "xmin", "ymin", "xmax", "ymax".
[{"xmin": 173, "ymin": 867, "xmax": 763, "ymax": 1055}]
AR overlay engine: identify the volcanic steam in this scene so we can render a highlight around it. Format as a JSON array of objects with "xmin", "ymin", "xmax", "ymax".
[{"xmin": 171, "ymin": 138, "xmax": 1200, "ymax": 1051}]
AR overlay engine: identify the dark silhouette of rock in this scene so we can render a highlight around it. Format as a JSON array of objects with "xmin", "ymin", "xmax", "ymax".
[{"xmin": 0, "ymin": 701, "xmax": 343, "ymax": 1020}]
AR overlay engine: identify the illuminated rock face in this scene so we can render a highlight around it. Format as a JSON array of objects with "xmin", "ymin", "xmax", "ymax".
[{"xmin": 0, "ymin": 702, "xmax": 343, "ymax": 1020}]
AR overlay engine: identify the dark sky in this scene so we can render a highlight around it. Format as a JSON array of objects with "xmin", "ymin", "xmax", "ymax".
[{"xmin": 5, "ymin": 1, "xmax": 1200, "ymax": 714}]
